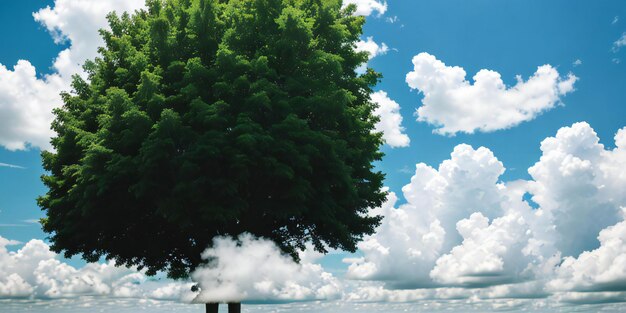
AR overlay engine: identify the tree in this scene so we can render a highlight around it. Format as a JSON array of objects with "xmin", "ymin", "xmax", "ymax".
[{"xmin": 39, "ymin": 0, "xmax": 385, "ymax": 311}]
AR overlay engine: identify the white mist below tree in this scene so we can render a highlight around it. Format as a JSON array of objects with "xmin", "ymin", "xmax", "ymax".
[{"xmin": 191, "ymin": 234, "xmax": 342, "ymax": 303}]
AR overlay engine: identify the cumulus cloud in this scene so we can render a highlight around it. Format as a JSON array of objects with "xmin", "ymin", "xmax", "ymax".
[
  {"xmin": 149, "ymin": 283, "xmax": 196, "ymax": 302},
  {"xmin": 0, "ymin": 237, "xmax": 149, "ymax": 299},
  {"xmin": 346, "ymin": 144, "xmax": 511, "ymax": 287},
  {"xmin": 355, "ymin": 37, "xmax": 389, "ymax": 60},
  {"xmin": 371, "ymin": 91, "xmax": 410, "ymax": 148},
  {"xmin": 430, "ymin": 212, "xmax": 534, "ymax": 288},
  {"xmin": 345, "ymin": 122, "xmax": 626, "ymax": 305},
  {"xmin": 548, "ymin": 209, "xmax": 626, "ymax": 294},
  {"xmin": 355, "ymin": 37, "xmax": 389, "ymax": 74},
  {"xmin": 0, "ymin": 0, "xmax": 145, "ymax": 151},
  {"xmin": 405, "ymin": 53, "xmax": 578, "ymax": 135},
  {"xmin": 32, "ymin": 0, "xmax": 145, "ymax": 80},
  {"xmin": 342, "ymin": 0, "xmax": 387, "ymax": 17},
  {"xmin": 528, "ymin": 122, "xmax": 626, "ymax": 256},
  {"xmin": 191, "ymin": 234, "xmax": 341, "ymax": 303},
  {"xmin": 0, "ymin": 62, "xmax": 65, "ymax": 151}
]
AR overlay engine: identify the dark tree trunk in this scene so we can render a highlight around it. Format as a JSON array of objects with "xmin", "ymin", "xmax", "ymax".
[
  {"xmin": 228, "ymin": 302, "xmax": 241, "ymax": 313},
  {"xmin": 206, "ymin": 303, "xmax": 218, "ymax": 313}
]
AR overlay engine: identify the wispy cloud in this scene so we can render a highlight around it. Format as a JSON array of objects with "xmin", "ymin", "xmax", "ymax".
[
  {"xmin": 0, "ymin": 162, "xmax": 25, "ymax": 169},
  {"xmin": 612, "ymin": 33, "xmax": 626, "ymax": 52},
  {"xmin": 613, "ymin": 16, "xmax": 619, "ymax": 25}
]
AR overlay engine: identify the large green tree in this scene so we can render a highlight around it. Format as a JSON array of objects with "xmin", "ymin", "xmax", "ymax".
[{"xmin": 39, "ymin": 0, "xmax": 385, "ymax": 310}]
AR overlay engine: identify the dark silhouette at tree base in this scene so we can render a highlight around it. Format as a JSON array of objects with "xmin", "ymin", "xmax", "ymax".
[{"xmin": 205, "ymin": 302, "xmax": 241, "ymax": 313}]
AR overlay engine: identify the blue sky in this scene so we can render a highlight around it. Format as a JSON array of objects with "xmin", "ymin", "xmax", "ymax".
[{"xmin": 1, "ymin": 0, "xmax": 626, "ymax": 312}]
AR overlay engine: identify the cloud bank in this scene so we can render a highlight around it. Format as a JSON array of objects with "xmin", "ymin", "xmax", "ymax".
[
  {"xmin": 0, "ymin": 237, "xmax": 147, "ymax": 299},
  {"xmin": 0, "ymin": 234, "xmax": 339, "ymax": 303},
  {"xmin": 406, "ymin": 53, "xmax": 578, "ymax": 135},
  {"xmin": 345, "ymin": 122, "xmax": 626, "ymax": 304}
]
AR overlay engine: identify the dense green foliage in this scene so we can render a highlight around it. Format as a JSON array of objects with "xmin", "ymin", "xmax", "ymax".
[{"xmin": 39, "ymin": 0, "xmax": 385, "ymax": 279}]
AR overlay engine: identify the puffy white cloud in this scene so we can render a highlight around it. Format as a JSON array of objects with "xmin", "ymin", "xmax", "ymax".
[
  {"xmin": 406, "ymin": 53, "xmax": 578, "ymax": 135},
  {"xmin": 0, "ymin": 0, "xmax": 145, "ymax": 151},
  {"xmin": 528, "ymin": 122, "xmax": 626, "ymax": 257},
  {"xmin": 355, "ymin": 37, "xmax": 389, "ymax": 74},
  {"xmin": 191, "ymin": 234, "xmax": 341, "ymax": 303},
  {"xmin": 346, "ymin": 144, "xmax": 520, "ymax": 288},
  {"xmin": 548, "ymin": 209, "xmax": 626, "ymax": 293},
  {"xmin": 430, "ymin": 212, "xmax": 533, "ymax": 287},
  {"xmin": 0, "ymin": 61, "xmax": 65, "ymax": 151},
  {"xmin": 345, "ymin": 122, "xmax": 626, "ymax": 305},
  {"xmin": 342, "ymin": 0, "xmax": 387, "ymax": 17},
  {"xmin": 150, "ymin": 283, "xmax": 196, "ymax": 302},
  {"xmin": 573, "ymin": 59, "xmax": 582, "ymax": 67},
  {"xmin": 355, "ymin": 37, "xmax": 389, "ymax": 60},
  {"xmin": 371, "ymin": 91, "xmax": 410, "ymax": 148},
  {"xmin": 33, "ymin": 0, "xmax": 145, "ymax": 79},
  {"xmin": 0, "ymin": 237, "xmax": 149, "ymax": 299}
]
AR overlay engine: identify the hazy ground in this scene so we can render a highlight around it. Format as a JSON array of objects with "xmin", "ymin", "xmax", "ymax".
[{"xmin": 2, "ymin": 298, "xmax": 626, "ymax": 313}]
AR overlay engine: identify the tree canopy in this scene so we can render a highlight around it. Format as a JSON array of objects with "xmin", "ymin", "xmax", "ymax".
[{"xmin": 39, "ymin": 0, "xmax": 386, "ymax": 279}]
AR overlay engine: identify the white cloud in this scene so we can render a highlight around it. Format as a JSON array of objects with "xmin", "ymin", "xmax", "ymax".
[
  {"xmin": 613, "ymin": 16, "xmax": 619, "ymax": 25},
  {"xmin": 0, "ymin": 162, "xmax": 25, "ymax": 169},
  {"xmin": 0, "ymin": 0, "xmax": 145, "ymax": 151},
  {"xmin": 527, "ymin": 122, "xmax": 626, "ymax": 257},
  {"xmin": 355, "ymin": 37, "xmax": 389, "ymax": 59},
  {"xmin": 32, "ymin": 0, "xmax": 146, "ymax": 80},
  {"xmin": 344, "ymin": 122, "xmax": 626, "ymax": 304},
  {"xmin": 371, "ymin": 91, "xmax": 410, "ymax": 148},
  {"xmin": 548, "ymin": 209, "xmax": 626, "ymax": 294},
  {"xmin": 0, "ymin": 237, "xmax": 148, "ymax": 299},
  {"xmin": 0, "ymin": 233, "xmax": 340, "ymax": 304},
  {"xmin": 355, "ymin": 37, "xmax": 389, "ymax": 73},
  {"xmin": 346, "ymin": 144, "xmax": 518, "ymax": 288},
  {"xmin": 573, "ymin": 59, "xmax": 582, "ymax": 67},
  {"xmin": 614, "ymin": 33, "xmax": 626, "ymax": 52},
  {"xmin": 405, "ymin": 53, "xmax": 578, "ymax": 135},
  {"xmin": 0, "ymin": 61, "xmax": 65, "ymax": 151},
  {"xmin": 386, "ymin": 16, "xmax": 398, "ymax": 24},
  {"xmin": 150, "ymin": 283, "xmax": 196, "ymax": 302},
  {"xmin": 430, "ymin": 212, "xmax": 533, "ymax": 287},
  {"xmin": 191, "ymin": 234, "xmax": 341, "ymax": 303},
  {"xmin": 342, "ymin": 0, "xmax": 387, "ymax": 17}
]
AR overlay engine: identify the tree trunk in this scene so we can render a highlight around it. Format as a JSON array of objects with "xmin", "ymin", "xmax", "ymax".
[
  {"xmin": 206, "ymin": 303, "xmax": 218, "ymax": 313},
  {"xmin": 228, "ymin": 302, "xmax": 241, "ymax": 313}
]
